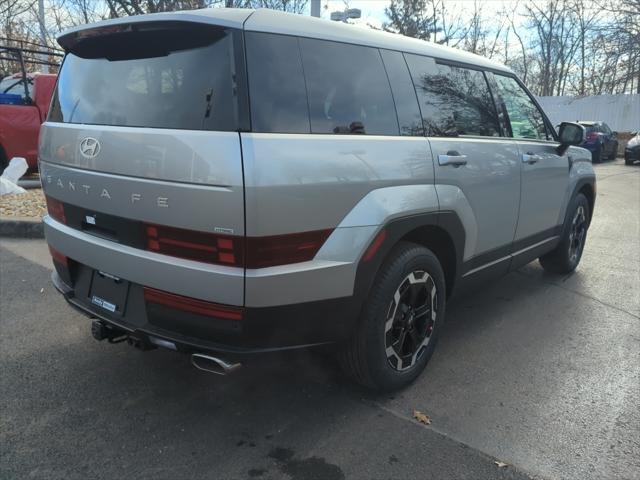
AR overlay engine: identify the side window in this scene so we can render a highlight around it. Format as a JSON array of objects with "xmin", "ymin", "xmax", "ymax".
[
  {"xmin": 492, "ymin": 74, "xmax": 550, "ymax": 140},
  {"xmin": 380, "ymin": 50, "xmax": 423, "ymax": 136},
  {"xmin": 601, "ymin": 123, "xmax": 612, "ymax": 134},
  {"xmin": 245, "ymin": 32, "xmax": 310, "ymax": 133},
  {"xmin": 404, "ymin": 54, "xmax": 500, "ymax": 137},
  {"xmin": 299, "ymin": 38, "xmax": 398, "ymax": 135}
]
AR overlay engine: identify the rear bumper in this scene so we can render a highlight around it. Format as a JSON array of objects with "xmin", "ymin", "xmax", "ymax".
[
  {"xmin": 51, "ymin": 266, "xmax": 360, "ymax": 357},
  {"xmin": 624, "ymin": 147, "xmax": 640, "ymax": 162}
]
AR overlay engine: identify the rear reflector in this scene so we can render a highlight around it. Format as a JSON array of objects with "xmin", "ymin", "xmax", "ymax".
[
  {"xmin": 143, "ymin": 287, "xmax": 243, "ymax": 321},
  {"xmin": 45, "ymin": 196, "xmax": 66, "ymax": 224},
  {"xmin": 363, "ymin": 229, "xmax": 387, "ymax": 261},
  {"xmin": 245, "ymin": 229, "xmax": 333, "ymax": 269},
  {"xmin": 48, "ymin": 245, "xmax": 68, "ymax": 267}
]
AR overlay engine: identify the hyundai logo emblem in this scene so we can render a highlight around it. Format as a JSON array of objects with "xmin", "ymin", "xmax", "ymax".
[{"xmin": 79, "ymin": 137, "xmax": 101, "ymax": 159}]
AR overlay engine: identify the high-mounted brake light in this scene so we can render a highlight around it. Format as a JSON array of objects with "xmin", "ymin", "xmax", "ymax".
[
  {"xmin": 143, "ymin": 287, "xmax": 243, "ymax": 321},
  {"xmin": 45, "ymin": 196, "xmax": 66, "ymax": 224}
]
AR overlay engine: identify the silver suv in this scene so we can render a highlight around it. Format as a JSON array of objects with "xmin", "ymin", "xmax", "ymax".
[{"xmin": 41, "ymin": 9, "xmax": 595, "ymax": 390}]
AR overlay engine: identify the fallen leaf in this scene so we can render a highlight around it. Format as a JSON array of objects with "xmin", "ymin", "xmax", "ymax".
[
  {"xmin": 413, "ymin": 410, "xmax": 431, "ymax": 425},
  {"xmin": 494, "ymin": 461, "xmax": 508, "ymax": 468}
]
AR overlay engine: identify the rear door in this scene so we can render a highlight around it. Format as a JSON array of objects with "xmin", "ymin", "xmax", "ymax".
[
  {"xmin": 405, "ymin": 55, "xmax": 521, "ymax": 272},
  {"xmin": 489, "ymin": 73, "xmax": 569, "ymax": 244}
]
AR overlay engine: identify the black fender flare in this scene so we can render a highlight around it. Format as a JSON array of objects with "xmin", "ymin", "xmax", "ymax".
[{"xmin": 351, "ymin": 211, "xmax": 466, "ymax": 312}]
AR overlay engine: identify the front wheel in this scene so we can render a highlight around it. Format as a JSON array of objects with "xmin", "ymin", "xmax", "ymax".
[
  {"xmin": 539, "ymin": 193, "xmax": 590, "ymax": 274},
  {"xmin": 341, "ymin": 242, "xmax": 446, "ymax": 391}
]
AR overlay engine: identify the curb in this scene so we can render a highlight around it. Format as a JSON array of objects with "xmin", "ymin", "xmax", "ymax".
[{"xmin": 0, "ymin": 217, "xmax": 44, "ymax": 238}]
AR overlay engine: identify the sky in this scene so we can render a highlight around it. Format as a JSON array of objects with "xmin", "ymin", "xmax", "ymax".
[{"xmin": 317, "ymin": 0, "xmax": 524, "ymax": 30}]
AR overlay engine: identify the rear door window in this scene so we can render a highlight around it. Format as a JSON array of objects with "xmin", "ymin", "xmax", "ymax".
[
  {"xmin": 405, "ymin": 54, "xmax": 500, "ymax": 137},
  {"xmin": 245, "ymin": 32, "xmax": 310, "ymax": 134},
  {"xmin": 49, "ymin": 24, "xmax": 245, "ymax": 131},
  {"xmin": 299, "ymin": 38, "xmax": 398, "ymax": 135}
]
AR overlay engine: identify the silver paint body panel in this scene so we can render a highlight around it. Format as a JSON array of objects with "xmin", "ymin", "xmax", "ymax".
[{"xmin": 44, "ymin": 10, "xmax": 596, "ymax": 313}]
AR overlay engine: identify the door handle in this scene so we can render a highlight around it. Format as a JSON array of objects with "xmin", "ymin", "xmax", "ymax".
[
  {"xmin": 522, "ymin": 152, "xmax": 541, "ymax": 164},
  {"xmin": 438, "ymin": 151, "xmax": 468, "ymax": 167}
]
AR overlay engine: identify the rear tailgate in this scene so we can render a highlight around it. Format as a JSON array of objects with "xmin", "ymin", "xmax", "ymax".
[{"xmin": 41, "ymin": 20, "xmax": 248, "ymax": 306}]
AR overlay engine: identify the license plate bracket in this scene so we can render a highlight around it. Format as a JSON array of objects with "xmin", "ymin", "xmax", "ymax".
[{"xmin": 89, "ymin": 270, "xmax": 130, "ymax": 315}]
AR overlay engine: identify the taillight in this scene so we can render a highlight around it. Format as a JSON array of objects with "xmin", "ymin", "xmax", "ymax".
[
  {"xmin": 245, "ymin": 229, "xmax": 333, "ymax": 269},
  {"xmin": 48, "ymin": 245, "xmax": 68, "ymax": 267},
  {"xmin": 144, "ymin": 223, "xmax": 333, "ymax": 269},
  {"xmin": 144, "ymin": 223, "xmax": 243, "ymax": 267},
  {"xmin": 143, "ymin": 287, "xmax": 243, "ymax": 321},
  {"xmin": 45, "ymin": 196, "xmax": 66, "ymax": 224},
  {"xmin": 586, "ymin": 132, "xmax": 598, "ymax": 142}
]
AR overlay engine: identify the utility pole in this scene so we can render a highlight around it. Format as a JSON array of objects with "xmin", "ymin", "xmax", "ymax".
[
  {"xmin": 310, "ymin": 0, "xmax": 321, "ymax": 17},
  {"xmin": 37, "ymin": 0, "xmax": 48, "ymax": 73}
]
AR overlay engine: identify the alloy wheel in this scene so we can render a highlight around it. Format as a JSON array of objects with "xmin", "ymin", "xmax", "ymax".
[
  {"xmin": 568, "ymin": 205, "xmax": 587, "ymax": 263},
  {"xmin": 384, "ymin": 271, "xmax": 437, "ymax": 371}
]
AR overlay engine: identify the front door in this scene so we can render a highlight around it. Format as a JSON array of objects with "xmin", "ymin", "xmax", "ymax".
[
  {"xmin": 404, "ymin": 55, "xmax": 521, "ymax": 271},
  {"xmin": 490, "ymin": 73, "xmax": 569, "ymax": 244}
]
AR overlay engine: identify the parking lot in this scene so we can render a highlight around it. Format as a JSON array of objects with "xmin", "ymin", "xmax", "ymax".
[{"xmin": 1, "ymin": 159, "xmax": 638, "ymax": 480}]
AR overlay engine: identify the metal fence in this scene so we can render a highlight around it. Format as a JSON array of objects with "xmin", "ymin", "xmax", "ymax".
[{"xmin": 537, "ymin": 94, "xmax": 640, "ymax": 133}]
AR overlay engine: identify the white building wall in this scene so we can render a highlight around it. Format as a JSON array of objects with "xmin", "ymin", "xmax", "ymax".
[{"xmin": 537, "ymin": 94, "xmax": 640, "ymax": 133}]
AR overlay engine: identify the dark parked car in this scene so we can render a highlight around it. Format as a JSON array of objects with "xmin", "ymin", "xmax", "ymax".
[
  {"xmin": 625, "ymin": 131, "xmax": 639, "ymax": 165},
  {"xmin": 578, "ymin": 121, "xmax": 618, "ymax": 163}
]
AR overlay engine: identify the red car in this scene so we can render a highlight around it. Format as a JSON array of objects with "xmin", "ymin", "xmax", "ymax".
[{"xmin": 0, "ymin": 71, "xmax": 57, "ymax": 172}]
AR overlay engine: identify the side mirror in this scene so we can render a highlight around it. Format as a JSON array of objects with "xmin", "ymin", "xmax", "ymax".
[
  {"xmin": 612, "ymin": 131, "xmax": 618, "ymax": 137},
  {"xmin": 557, "ymin": 122, "xmax": 585, "ymax": 156}
]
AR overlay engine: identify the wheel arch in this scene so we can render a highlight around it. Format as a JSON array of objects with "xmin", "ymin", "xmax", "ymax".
[{"xmin": 353, "ymin": 212, "xmax": 465, "ymax": 304}]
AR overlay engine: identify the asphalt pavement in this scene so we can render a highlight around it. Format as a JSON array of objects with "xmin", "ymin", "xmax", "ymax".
[{"xmin": 1, "ymin": 159, "xmax": 638, "ymax": 480}]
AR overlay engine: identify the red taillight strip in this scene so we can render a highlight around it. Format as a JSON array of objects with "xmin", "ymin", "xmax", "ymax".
[
  {"xmin": 143, "ymin": 223, "xmax": 333, "ymax": 269},
  {"xmin": 45, "ymin": 196, "xmax": 66, "ymax": 224},
  {"xmin": 143, "ymin": 287, "xmax": 243, "ymax": 321},
  {"xmin": 245, "ymin": 229, "xmax": 334, "ymax": 269}
]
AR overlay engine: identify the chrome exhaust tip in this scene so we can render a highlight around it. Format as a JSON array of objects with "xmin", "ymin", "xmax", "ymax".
[{"xmin": 191, "ymin": 353, "xmax": 242, "ymax": 375}]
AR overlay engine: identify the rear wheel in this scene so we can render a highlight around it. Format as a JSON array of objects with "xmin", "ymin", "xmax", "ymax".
[
  {"xmin": 341, "ymin": 242, "xmax": 446, "ymax": 391},
  {"xmin": 592, "ymin": 145, "xmax": 603, "ymax": 163},
  {"xmin": 539, "ymin": 193, "xmax": 590, "ymax": 274}
]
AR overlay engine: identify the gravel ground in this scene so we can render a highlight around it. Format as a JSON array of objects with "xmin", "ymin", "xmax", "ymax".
[{"xmin": 0, "ymin": 189, "xmax": 46, "ymax": 218}]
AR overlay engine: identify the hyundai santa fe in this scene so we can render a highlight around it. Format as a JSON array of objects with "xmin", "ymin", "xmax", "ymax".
[{"xmin": 41, "ymin": 8, "xmax": 595, "ymax": 390}]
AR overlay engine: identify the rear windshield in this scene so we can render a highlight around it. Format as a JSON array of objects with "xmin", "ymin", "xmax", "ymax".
[{"xmin": 49, "ymin": 23, "xmax": 246, "ymax": 131}]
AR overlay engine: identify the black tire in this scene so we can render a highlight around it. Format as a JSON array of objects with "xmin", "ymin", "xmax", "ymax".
[
  {"xmin": 539, "ymin": 193, "xmax": 590, "ymax": 274},
  {"xmin": 609, "ymin": 141, "xmax": 618, "ymax": 160},
  {"xmin": 592, "ymin": 145, "xmax": 603, "ymax": 163},
  {"xmin": 341, "ymin": 242, "xmax": 446, "ymax": 391}
]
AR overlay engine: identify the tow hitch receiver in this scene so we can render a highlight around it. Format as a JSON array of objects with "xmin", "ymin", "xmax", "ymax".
[{"xmin": 91, "ymin": 320, "xmax": 127, "ymax": 344}]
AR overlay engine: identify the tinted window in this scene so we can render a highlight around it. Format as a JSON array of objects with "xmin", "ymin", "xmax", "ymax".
[
  {"xmin": 405, "ymin": 55, "xmax": 500, "ymax": 137},
  {"xmin": 380, "ymin": 50, "xmax": 423, "ymax": 136},
  {"xmin": 0, "ymin": 76, "xmax": 32, "ymax": 98},
  {"xmin": 492, "ymin": 74, "xmax": 550, "ymax": 140},
  {"xmin": 299, "ymin": 38, "xmax": 398, "ymax": 135},
  {"xmin": 246, "ymin": 32, "xmax": 310, "ymax": 134},
  {"xmin": 50, "ymin": 25, "xmax": 242, "ymax": 131},
  {"xmin": 601, "ymin": 123, "xmax": 612, "ymax": 134}
]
